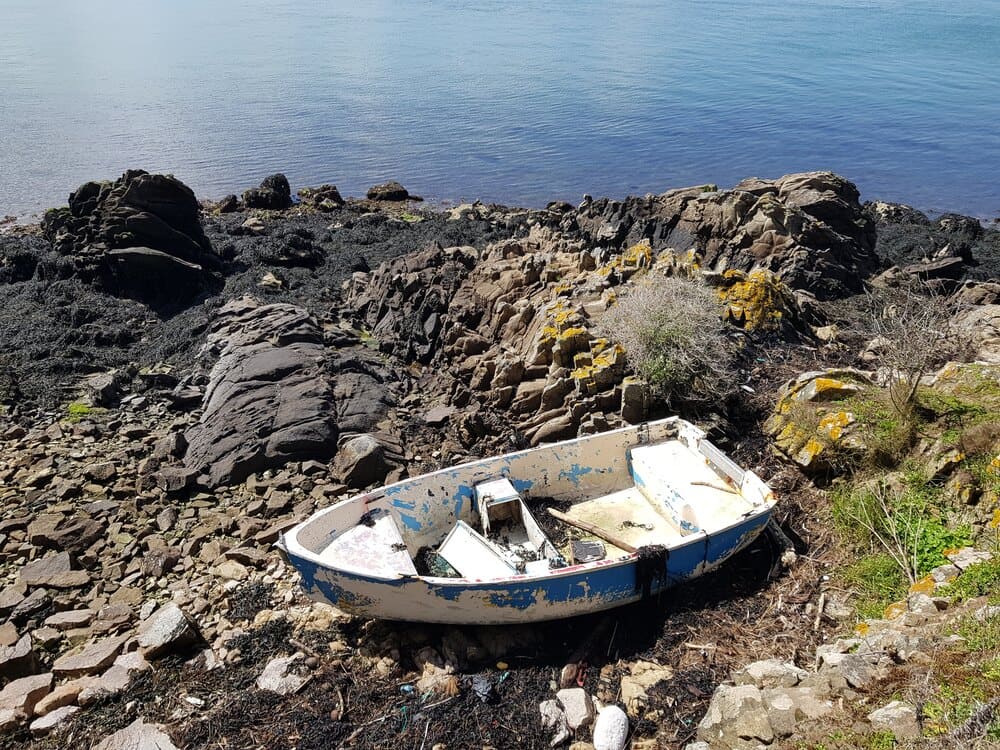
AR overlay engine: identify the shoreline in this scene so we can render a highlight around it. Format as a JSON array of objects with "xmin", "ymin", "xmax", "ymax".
[{"xmin": 4, "ymin": 173, "xmax": 999, "ymax": 231}]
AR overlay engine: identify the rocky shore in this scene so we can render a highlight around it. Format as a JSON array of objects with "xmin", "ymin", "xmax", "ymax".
[{"xmin": 1, "ymin": 170, "xmax": 999, "ymax": 749}]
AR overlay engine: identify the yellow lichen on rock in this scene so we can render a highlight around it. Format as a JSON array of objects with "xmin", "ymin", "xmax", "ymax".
[
  {"xmin": 818, "ymin": 411, "xmax": 855, "ymax": 441},
  {"xmin": 908, "ymin": 575, "xmax": 936, "ymax": 595},
  {"xmin": 883, "ymin": 601, "xmax": 907, "ymax": 620},
  {"xmin": 717, "ymin": 269, "xmax": 797, "ymax": 332}
]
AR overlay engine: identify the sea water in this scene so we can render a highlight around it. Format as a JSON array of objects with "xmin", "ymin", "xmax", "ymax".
[{"xmin": 1, "ymin": 0, "xmax": 998, "ymax": 217}]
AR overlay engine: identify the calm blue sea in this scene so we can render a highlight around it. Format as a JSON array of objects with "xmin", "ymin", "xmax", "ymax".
[{"xmin": 1, "ymin": 0, "xmax": 999, "ymax": 218}]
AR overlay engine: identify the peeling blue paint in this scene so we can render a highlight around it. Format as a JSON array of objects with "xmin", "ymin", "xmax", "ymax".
[
  {"xmin": 509, "ymin": 477, "xmax": 534, "ymax": 493},
  {"xmin": 557, "ymin": 463, "xmax": 594, "ymax": 486},
  {"xmin": 392, "ymin": 497, "xmax": 417, "ymax": 511},
  {"xmin": 398, "ymin": 513, "xmax": 422, "ymax": 531}
]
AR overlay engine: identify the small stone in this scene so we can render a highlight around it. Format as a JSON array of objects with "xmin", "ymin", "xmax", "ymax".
[
  {"xmin": 907, "ymin": 592, "xmax": 938, "ymax": 614},
  {"xmin": 155, "ymin": 466, "xmax": 196, "ymax": 493},
  {"xmin": 29, "ymin": 704, "xmax": 79, "ymax": 736},
  {"xmin": 0, "ymin": 672, "xmax": 52, "ymax": 717},
  {"xmin": 539, "ymin": 699, "xmax": 571, "ymax": 746},
  {"xmin": 44, "ymin": 610, "xmax": 95, "ymax": 631},
  {"xmin": 0, "ymin": 634, "xmax": 38, "ymax": 679},
  {"xmin": 0, "ymin": 622, "xmax": 17, "ymax": 648},
  {"xmin": 85, "ymin": 462, "xmax": 117, "ymax": 482},
  {"xmin": 215, "ymin": 560, "xmax": 249, "ymax": 581},
  {"xmin": 868, "ymin": 700, "xmax": 920, "ymax": 739},
  {"xmin": 92, "ymin": 717, "xmax": 179, "ymax": 750},
  {"xmin": 19, "ymin": 551, "xmax": 90, "ymax": 589},
  {"xmin": 556, "ymin": 687, "xmax": 595, "ymax": 731},
  {"xmin": 31, "ymin": 627, "xmax": 62, "ymax": 649},
  {"xmin": 696, "ymin": 685, "xmax": 773, "ymax": 745},
  {"xmin": 33, "ymin": 679, "xmax": 91, "ymax": 716},
  {"xmin": 137, "ymin": 602, "xmax": 199, "ymax": 659},
  {"xmin": 257, "ymin": 653, "xmax": 310, "ymax": 695},
  {"xmin": 620, "ymin": 660, "xmax": 673, "ymax": 718},
  {"xmin": 52, "ymin": 633, "xmax": 130, "ymax": 677},
  {"xmin": 734, "ymin": 659, "xmax": 806, "ymax": 689},
  {"xmin": 592, "ymin": 705, "xmax": 629, "ymax": 750}
]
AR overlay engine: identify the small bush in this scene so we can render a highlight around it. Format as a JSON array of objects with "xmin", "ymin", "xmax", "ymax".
[
  {"xmin": 847, "ymin": 393, "xmax": 918, "ymax": 467},
  {"xmin": 938, "ymin": 558, "xmax": 1000, "ymax": 603},
  {"xmin": 600, "ymin": 275, "xmax": 735, "ymax": 408},
  {"xmin": 957, "ymin": 613, "xmax": 1000, "ymax": 653},
  {"xmin": 833, "ymin": 477, "xmax": 971, "ymax": 584}
]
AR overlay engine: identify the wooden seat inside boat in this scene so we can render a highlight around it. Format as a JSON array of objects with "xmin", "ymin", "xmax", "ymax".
[
  {"xmin": 628, "ymin": 441, "xmax": 754, "ymax": 532},
  {"xmin": 317, "ymin": 508, "xmax": 417, "ymax": 578}
]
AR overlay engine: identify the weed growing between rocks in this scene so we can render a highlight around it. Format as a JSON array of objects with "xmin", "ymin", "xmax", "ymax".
[{"xmin": 600, "ymin": 275, "xmax": 736, "ymax": 410}]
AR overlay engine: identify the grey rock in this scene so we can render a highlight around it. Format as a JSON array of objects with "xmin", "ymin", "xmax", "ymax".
[
  {"xmin": 92, "ymin": 717, "xmax": 179, "ymax": 750},
  {"xmin": 823, "ymin": 652, "xmax": 874, "ymax": 689},
  {"xmin": 733, "ymin": 659, "xmax": 806, "ymax": 689},
  {"xmin": 539, "ymin": 699, "xmax": 571, "ymax": 746},
  {"xmin": 184, "ymin": 298, "xmax": 338, "ymax": 488},
  {"xmin": 333, "ymin": 434, "xmax": 390, "ymax": 489},
  {"xmin": 946, "ymin": 547, "xmax": 993, "ymax": 570},
  {"xmin": 0, "ymin": 634, "xmax": 38, "ymax": 679},
  {"xmin": 762, "ymin": 686, "xmax": 834, "ymax": 738},
  {"xmin": 696, "ymin": 684, "xmax": 773, "ymax": 745},
  {"xmin": 256, "ymin": 653, "xmax": 310, "ymax": 695},
  {"xmin": 907, "ymin": 592, "xmax": 938, "ymax": 614},
  {"xmin": 928, "ymin": 563, "xmax": 960, "ymax": 583},
  {"xmin": 556, "ymin": 687, "xmax": 595, "ymax": 731},
  {"xmin": 868, "ymin": 700, "xmax": 920, "ymax": 739},
  {"xmin": 29, "ymin": 704, "xmax": 79, "ymax": 736},
  {"xmin": 137, "ymin": 603, "xmax": 199, "ymax": 659}
]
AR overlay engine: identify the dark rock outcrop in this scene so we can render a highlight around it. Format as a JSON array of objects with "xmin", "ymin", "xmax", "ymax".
[
  {"xmin": 40, "ymin": 170, "xmax": 220, "ymax": 303},
  {"xmin": 869, "ymin": 201, "xmax": 1000, "ymax": 281},
  {"xmin": 562, "ymin": 171, "xmax": 878, "ymax": 299},
  {"xmin": 297, "ymin": 184, "xmax": 344, "ymax": 211},
  {"xmin": 366, "ymin": 181, "xmax": 413, "ymax": 202},
  {"xmin": 183, "ymin": 297, "xmax": 338, "ymax": 487},
  {"xmin": 242, "ymin": 174, "xmax": 292, "ymax": 210}
]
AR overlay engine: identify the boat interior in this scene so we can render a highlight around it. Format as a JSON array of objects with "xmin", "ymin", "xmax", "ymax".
[{"xmin": 294, "ymin": 421, "xmax": 773, "ymax": 582}]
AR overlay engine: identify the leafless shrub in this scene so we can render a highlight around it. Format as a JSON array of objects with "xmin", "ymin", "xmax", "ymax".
[
  {"xmin": 861, "ymin": 283, "xmax": 974, "ymax": 418},
  {"xmin": 600, "ymin": 275, "xmax": 735, "ymax": 408}
]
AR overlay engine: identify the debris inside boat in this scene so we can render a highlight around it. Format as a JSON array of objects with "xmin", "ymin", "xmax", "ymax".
[{"xmin": 280, "ymin": 417, "xmax": 775, "ymax": 624}]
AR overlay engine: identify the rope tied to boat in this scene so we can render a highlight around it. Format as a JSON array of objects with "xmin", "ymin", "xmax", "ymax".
[{"xmin": 634, "ymin": 544, "xmax": 669, "ymax": 599}]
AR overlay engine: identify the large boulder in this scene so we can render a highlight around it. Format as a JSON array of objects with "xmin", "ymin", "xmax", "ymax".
[
  {"xmin": 41, "ymin": 170, "xmax": 219, "ymax": 303},
  {"xmin": 183, "ymin": 297, "xmax": 338, "ymax": 487},
  {"xmin": 243, "ymin": 173, "xmax": 292, "ymax": 210}
]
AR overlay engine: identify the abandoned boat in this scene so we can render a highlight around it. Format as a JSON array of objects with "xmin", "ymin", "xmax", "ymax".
[{"xmin": 280, "ymin": 417, "xmax": 775, "ymax": 624}]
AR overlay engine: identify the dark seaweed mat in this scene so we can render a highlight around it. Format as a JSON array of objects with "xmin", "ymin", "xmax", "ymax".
[{"xmin": 227, "ymin": 581, "xmax": 277, "ymax": 623}]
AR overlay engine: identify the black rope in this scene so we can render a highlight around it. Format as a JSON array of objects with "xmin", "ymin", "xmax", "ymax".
[{"xmin": 634, "ymin": 544, "xmax": 669, "ymax": 599}]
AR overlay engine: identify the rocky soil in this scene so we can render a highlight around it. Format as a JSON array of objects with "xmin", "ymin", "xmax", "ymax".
[{"xmin": 1, "ymin": 170, "xmax": 999, "ymax": 749}]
